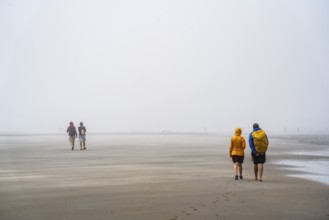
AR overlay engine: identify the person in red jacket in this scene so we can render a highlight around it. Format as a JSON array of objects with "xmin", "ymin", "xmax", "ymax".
[
  {"xmin": 229, "ymin": 128, "xmax": 246, "ymax": 180},
  {"xmin": 66, "ymin": 122, "xmax": 77, "ymax": 150}
]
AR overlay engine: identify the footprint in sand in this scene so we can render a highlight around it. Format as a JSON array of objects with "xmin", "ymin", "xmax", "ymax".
[
  {"xmin": 216, "ymin": 213, "xmax": 223, "ymax": 219},
  {"xmin": 213, "ymin": 198, "xmax": 220, "ymax": 204},
  {"xmin": 182, "ymin": 210, "xmax": 191, "ymax": 215}
]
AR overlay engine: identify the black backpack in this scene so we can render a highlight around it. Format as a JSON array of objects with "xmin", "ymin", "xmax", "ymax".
[{"xmin": 69, "ymin": 127, "xmax": 76, "ymax": 136}]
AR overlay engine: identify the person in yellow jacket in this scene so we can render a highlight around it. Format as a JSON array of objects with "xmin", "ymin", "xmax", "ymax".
[{"xmin": 229, "ymin": 128, "xmax": 246, "ymax": 180}]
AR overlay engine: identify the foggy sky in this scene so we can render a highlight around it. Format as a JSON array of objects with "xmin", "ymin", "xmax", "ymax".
[{"xmin": 1, "ymin": 0, "xmax": 329, "ymax": 134}]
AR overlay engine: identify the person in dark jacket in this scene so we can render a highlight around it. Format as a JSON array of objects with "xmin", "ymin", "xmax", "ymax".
[
  {"xmin": 249, "ymin": 123, "xmax": 269, "ymax": 182},
  {"xmin": 67, "ymin": 122, "xmax": 77, "ymax": 150}
]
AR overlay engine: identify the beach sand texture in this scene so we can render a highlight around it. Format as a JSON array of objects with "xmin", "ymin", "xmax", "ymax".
[{"xmin": 0, "ymin": 134, "xmax": 328, "ymax": 220}]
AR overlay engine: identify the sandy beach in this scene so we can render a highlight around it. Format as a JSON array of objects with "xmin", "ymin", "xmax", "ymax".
[{"xmin": 0, "ymin": 133, "xmax": 328, "ymax": 220}]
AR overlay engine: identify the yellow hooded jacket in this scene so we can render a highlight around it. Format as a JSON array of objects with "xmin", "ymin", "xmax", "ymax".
[{"xmin": 229, "ymin": 128, "xmax": 246, "ymax": 157}]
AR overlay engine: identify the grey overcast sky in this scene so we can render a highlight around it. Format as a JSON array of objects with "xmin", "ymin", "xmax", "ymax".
[{"xmin": 1, "ymin": 0, "xmax": 328, "ymax": 134}]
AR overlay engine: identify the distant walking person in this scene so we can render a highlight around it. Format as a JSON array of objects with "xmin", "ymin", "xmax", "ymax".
[
  {"xmin": 67, "ymin": 122, "xmax": 77, "ymax": 150},
  {"xmin": 78, "ymin": 122, "xmax": 87, "ymax": 150},
  {"xmin": 249, "ymin": 123, "xmax": 269, "ymax": 181},
  {"xmin": 229, "ymin": 128, "xmax": 246, "ymax": 180}
]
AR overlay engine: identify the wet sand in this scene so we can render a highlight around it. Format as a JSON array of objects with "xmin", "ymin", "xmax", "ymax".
[{"xmin": 0, "ymin": 133, "xmax": 328, "ymax": 220}]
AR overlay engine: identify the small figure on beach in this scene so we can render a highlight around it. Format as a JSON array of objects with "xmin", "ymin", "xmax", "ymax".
[
  {"xmin": 249, "ymin": 123, "xmax": 269, "ymax": 182},
  {"xmin": 229, "ymin": 128, "xmax": 246, "ymax": 180},
  {"xmin": 67, "ymin": 122, "xmax": 77, "ymax": 150},
  {"xmin": 78, "ymin": 122, "xmax": 87, "ymax": 150}
]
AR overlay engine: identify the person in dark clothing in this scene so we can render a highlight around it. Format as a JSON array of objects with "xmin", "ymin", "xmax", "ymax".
[
  {"xmin": 66, "ymin": 122, "xmax": 77, "ymax": 150},
  {"xmin": 249, "ymin": 123, "xmax": 269, "ymax": 182}
]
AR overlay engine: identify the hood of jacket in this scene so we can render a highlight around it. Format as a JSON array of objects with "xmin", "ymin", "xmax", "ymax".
[{"xmin": 235, "ymin": 128, "xmax": 242, "ymax": 136}]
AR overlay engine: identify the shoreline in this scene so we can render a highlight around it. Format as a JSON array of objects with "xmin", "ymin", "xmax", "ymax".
[{"xmin": 0, "ymin": 134, "xmax": 328, "ymax": 220}]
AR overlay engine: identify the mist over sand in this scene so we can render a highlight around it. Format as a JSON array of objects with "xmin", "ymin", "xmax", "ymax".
[
  {"xmin": 1, "ymin": 1, "xmax": 329, "ymax": 217},
  {"xmin": 1, "ymin": 133, "xmax": 328, "ymax": 220}
]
